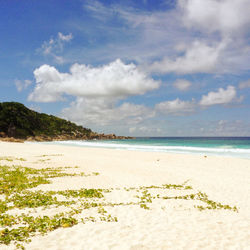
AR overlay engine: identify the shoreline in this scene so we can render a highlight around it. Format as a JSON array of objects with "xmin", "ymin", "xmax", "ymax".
[
  {"xmin": 0, "ymin": 141, "xmax": 250, "ymax": 249},
  {"xmin": 2, "ymin": 135, "xmax": 250, "ymax": 159},
  {"xmin": 25, "ymin": 139, "xmax": 250, "ymax": 160}
]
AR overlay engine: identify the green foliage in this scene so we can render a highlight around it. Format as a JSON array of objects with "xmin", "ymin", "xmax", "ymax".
[
  {"xmin": 0, "ymin": 165, "xmax": 50, "ymax": 195},
  {"xmin": 0, "ymin": 214, "xmax": 78, "ymax": 245},
  {"xmin": 139, "ymin": 190, "xmax": 152, "ymax": 204},
  {"xmin": 0, "ymin": 164, "xmax": 106, "ymax": 248},
  {"xmin": 0, "ymin": 102, "xmax": 92, "ymax": 138},
  {"xmin": 0, "ymin": 163, "xmax": 238, "ymax": 249},
  {"xmin": 140, "ymin": 203, "xmax": 150, "ymax": 210},
  {"xmin": 162, "ymin": 191, "xmax": 238, "ymax": 212},
  {"xmin": 8, "ymin": 192, "xmax": 72, "ymax": 209},
  {"xmin": 57, "ymin": 189, "xmax": 104, "ymax": 199},
  {"xmin": 0, "ymin": 201, "xmax": 8, "ymax": 213},
  {"xmin": 0, "ymin": 156, "xmax": 26, "ymax": 162}
]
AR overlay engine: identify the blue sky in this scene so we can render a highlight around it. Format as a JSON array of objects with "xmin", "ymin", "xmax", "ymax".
[{"xmin": 1, "ymin": 0, "xmax": 250, "ymax": 136}]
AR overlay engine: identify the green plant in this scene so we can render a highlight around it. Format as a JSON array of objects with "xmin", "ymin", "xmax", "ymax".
[{"xmin": 0, "ymin": 164, "xmax": 238, "ymax": 249}]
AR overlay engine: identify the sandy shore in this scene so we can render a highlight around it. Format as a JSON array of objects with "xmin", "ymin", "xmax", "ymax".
[{"xmin": 0, "ymin": 141, "xmax": 250, "ymax": 250}]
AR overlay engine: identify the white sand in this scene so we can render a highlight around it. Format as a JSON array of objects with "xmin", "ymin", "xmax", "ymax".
[{"xmin": 0, "ymin": 141, "xmax": 250, "ymax": 250}]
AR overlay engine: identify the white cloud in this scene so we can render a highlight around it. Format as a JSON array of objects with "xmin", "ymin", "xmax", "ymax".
[
  {"xmin": 15, "ymin": 79, "xmax": 32, "ymax": 92},
  {"xmin": 173, "ymin": 79, "xmax": 191, "ymax": 91},
  {"xmin": 62, "ymin": 96, "xmax": 198, "ymax": 131},
  {"xmin": 59, "ymin": 85, "xmax": 244, "ymax": 134},
  {"xmin": 195, "ymin": 119, "xmax": 250, "ymax": 136},
  {"xmin": 78, "ymin": 1, "xmax": 194, "ymax": 65},
  {"xmin": 129, "ymin": 126, "xmax": 162, "ymax": 136},
  {"xmin": 214, "ymin": 120, "xmax": 250, "ymax": 136},
  {"xmin": 83, "ymin": 0, "xmax": 114, "ymax": 22},
  {"xmin": 129, "ymin": 127, "xmax": 136, "ymax": 133},
  {"xmin": 28, "ymin": 65, "xmax": 66, "ymax": 102},
  {"xmin": 28, "ymin": 104, "xmax": 41, "ymax": 113},
  {"xmin": 42, "ymin": 39, "xmax": 54, "ymax": 55},
  {"xmin": 179, "ymin": 0, "xmax": 250, "ymax": 36},
  {"xmin": 39, "ymin": 32, "xmax": 73, "ymax": 64},
  {"xmin": 199, "ymin": 85, "xmax": 243, "ymax": 106},
  {"xmin": 62, "ymin": 97, "xmax": 154, "ymax": 127},
  {"xmin": 28, "ymin": 58, "xmax": 160, "ymax": 131},
  {"xmin": 28, "ymin": 59, "xmax": 160, "ymax": 102},
  {"xmin": 27, "ymin": 1, "xmax": 250, "ymax": 136},
  {"xmin": 78, "ymin": 1, "xmax": 250, "ymax": 74},
  {"xmin": 58, "ymin": 32, "xmax": 73, "ymax": 41},
  {"xmin": 148, "ymin": 41, "xmax": 225, "ymax": 74},
  {"xmin": 239, "ymin": 79, "xmax": 250, "ymax": 89},
  {"xmin": 155, "ymin": 98, "xmax": 196, "ymax": 115}
]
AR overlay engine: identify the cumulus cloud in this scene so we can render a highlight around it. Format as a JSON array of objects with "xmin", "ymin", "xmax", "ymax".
[
  {"xmin": 62, "ymin": 97, "xmax": 154, "ymax": 127},
  {"xmin": 148, "ymin": 41, "xmax": 225, "ymax": 74},
  {"xmin": 28, "ymin": 58, "xmax": 160, "ymax": 131},
  {"xmin": 39, "ymin": 32, "xmax": 73, "ymax": 64},
  {"xmin": 155, "ymin": 98, "xmax": 196, "ymax": 115},
  {"xmin": 239, "ymin": 79, "xmax": 250, "ymax": 89},
  {"xmin": 62, "ymin": 96, "xmax": 199, "ymax": 130},
  {"xmin": 15, "ymin": 79, "xmax": 32, "ymax": 92},
  {"xmin": 173, "ymin": 79, "xmax": 191, "ymax": 91},
  {"xmin": 179, "ymin": 0, "xmax": 250, "ymax": 36},
  {"xmin": 28, "ymin": 59, "xmax": 160, "ymax": 102},
  {"xmin": 199, "ymin": 85, "xmax": 243, "ymax": 106}
]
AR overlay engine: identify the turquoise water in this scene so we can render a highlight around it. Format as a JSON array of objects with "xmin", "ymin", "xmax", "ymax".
[{"xmin": 37, "ymin": 137, "xmax": 250, "ymax": 159}]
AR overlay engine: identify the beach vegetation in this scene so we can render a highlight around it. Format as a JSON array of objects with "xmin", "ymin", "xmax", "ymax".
[
  {"xmin": 0, "ymin": 164, "xmax": 107, "ymax": 248},
  {"xmin": 0, "ymin": 164, "xmax": 238, "ymax": 249},
  {"xmin": 37, "ymin": 154, "xmax": 63, "ymax": 157},
  {"xmin": 140, "ymin": 203, "xmax": 150, "ymax": 209},
  {"xmin": 0, "ymin": 102, "xmax": 92, "ymax": 139},
  {"xmin": 0, "ymin": 156, "xmax": 26, "ymax": 162}
]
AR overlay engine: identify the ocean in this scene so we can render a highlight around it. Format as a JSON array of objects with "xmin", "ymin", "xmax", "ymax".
[{"xmin": 37, "ymin": 137, "xmax": 250, "ymax": 159}]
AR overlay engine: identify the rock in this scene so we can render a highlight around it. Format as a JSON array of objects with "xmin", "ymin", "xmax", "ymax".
[
  {"xmin": 1, "ymin": 137, "xmax": 24, "ymax": 143},
  {"xmin": 26, "ymin": 137, "xmax": 35, "ymax": 141},
  {"xmin": 1, "ymin": 128, "xmax": 134, "ymax": 143},
  {"xmin": 34, "ymin": 136, "xmax": 45, "ymax": 142}
]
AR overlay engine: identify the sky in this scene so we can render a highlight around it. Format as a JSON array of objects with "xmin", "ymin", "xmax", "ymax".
[{"xmin": 1, "ymin": 0, "xmax": 250, "ymax": 136}]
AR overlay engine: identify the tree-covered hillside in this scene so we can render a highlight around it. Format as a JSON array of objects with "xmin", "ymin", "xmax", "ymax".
[{"xmin": 0, "ymin": 102, "xmax": 92, "ymax": 139}]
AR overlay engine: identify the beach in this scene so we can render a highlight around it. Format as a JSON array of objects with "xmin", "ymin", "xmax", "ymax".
[{"xmin": 0, "ymin": 141, "xmax": 250, "ymax": 250}]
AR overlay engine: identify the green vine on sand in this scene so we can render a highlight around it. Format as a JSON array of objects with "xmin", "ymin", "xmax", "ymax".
[{"xmin": 0, "ymin": 163, "xmax": 238, "ymax": 249}]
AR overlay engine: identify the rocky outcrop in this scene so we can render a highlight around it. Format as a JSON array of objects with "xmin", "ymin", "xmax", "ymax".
[
  {"xmin": 23, "ymin": 133, "xmax": 134, "ymax": 142},
  {"xmin": 1, "ymin": 130, "xmax": 134, "ymax": 142},
  {"xmin": 0, "ymin": 137, "xmax": 24, "ymax": 143}
]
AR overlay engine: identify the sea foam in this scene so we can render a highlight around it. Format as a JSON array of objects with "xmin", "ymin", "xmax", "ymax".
[{"xmin": 37, "ymin": 139, "xmax": 250, "ymax": 159}]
